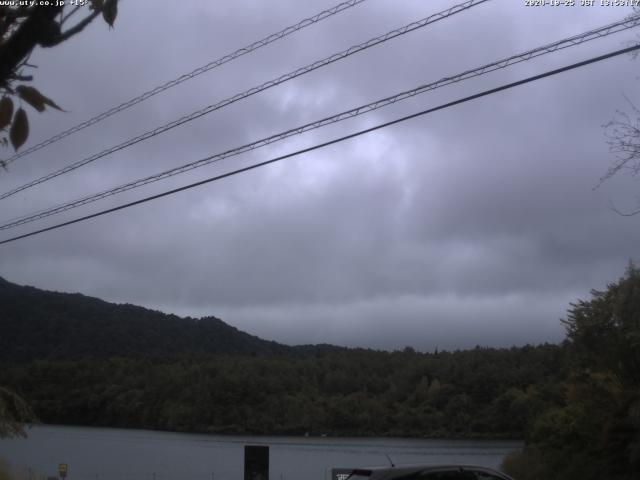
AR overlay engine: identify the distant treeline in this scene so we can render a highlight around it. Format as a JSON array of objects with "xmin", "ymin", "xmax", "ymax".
[
  {"xmin": 0, "ymin": 275, "xmax": 568, "ymax": 439},
  {"xmin": 0, "ymin": 344, "xmax": 566, "ymax": 439}
]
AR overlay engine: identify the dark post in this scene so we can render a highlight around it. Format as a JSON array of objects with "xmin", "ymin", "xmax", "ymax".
[{"xmin": 244, "ymin": 445, "xmax": 269, "ymax": 480}]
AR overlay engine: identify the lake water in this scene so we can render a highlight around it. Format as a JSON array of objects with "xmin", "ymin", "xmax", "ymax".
[{"xmin": 0, "ymin": 425, "xmax": 521, "ymax": 480}]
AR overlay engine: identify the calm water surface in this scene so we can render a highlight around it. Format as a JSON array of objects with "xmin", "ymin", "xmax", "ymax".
[{"xmin": 0, "ymin": 425, "xmax": 521, "ymax": 480}]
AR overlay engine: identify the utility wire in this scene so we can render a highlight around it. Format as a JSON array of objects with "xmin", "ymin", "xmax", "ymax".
[
  {"xmin": 0, "ymin": 0, "xmax": 490, "ymax": 201},
  {"xmin": 1, "ymin": 0, "xmax": 369, "ymax": 166},
  {"xmin": 1, "ymin": 43, "xmax": 638, "ymax": 246},
  {"xmin": 2, "ymin": 14, "xmax": 638, "ymax": 230}
]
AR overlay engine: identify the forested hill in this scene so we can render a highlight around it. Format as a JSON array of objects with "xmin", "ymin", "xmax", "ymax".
[
  {"xmin": 0, "ymin": 276, "xmax": 298, "ymax": 360},
  {"xmin": 0, "ymin": 276, "xmax": 570, "ymax": 441}
]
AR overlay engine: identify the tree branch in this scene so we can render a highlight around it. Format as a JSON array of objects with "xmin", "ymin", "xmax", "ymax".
[
  {"xmin": 53, "ymin": 8, "xmax": 102, "ymax": 46},
  {"xmin": 0, "ymin": 6, "xmax": 63, "ymax": 86},
  {"xmin": 0, "ymin": 386, "xmax": 37, "ymax": 439},
  {"xmin": 60, "ymin": 5, "xmax": 83, "ymax": 26},
  {"xmin": 9, "ymin": 74, "xmax": 33, "ymax": 82}
]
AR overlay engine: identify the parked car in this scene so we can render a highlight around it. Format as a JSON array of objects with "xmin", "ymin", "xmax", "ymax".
[{"xmin": 344, "ymin": 464, "xmax": 514, "ymax": 480}]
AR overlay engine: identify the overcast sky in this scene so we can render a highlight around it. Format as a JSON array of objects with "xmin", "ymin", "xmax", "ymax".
[{"xmin": 1, "ymin": 0, "xmax": 639, "ymax": 351}]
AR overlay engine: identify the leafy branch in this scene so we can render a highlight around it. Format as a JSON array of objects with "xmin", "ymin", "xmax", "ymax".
[
  {"xmin": 0, "ymin": 0, "xmax": 119, "ymax": 164},
  {"xmin": 0, "ymin": 386, "xmax": 37, "ymax": 439}
]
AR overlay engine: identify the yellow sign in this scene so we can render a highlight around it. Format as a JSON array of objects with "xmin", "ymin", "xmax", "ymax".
[{"xmin": 58, "ymin": 464, "xmax": 68, "ymax": 478}]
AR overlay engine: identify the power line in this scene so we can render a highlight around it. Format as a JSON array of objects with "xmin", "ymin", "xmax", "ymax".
[
  {"xmin": 1, "ymin": 0, "xmax": 369, "ymax": 166},
  {"xmin": 0, "ymin": 0, "xmax": 490, "ymax": 201},
  {"xmin": 3, "ymin": 14, "xmax": 638, "ymax": 231},
  {"xmin": 1, "ymin": 43, "xmax": 638, "ymax": 246}
]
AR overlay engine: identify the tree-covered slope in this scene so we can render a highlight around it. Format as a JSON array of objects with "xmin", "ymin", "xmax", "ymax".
[
  {"xmin": 0, "ymin": 276, "xmax": 291, "ymax": 360},
  {"xmin": 1, "ymin": 345, "xmax": 567, "ymax": 438}
]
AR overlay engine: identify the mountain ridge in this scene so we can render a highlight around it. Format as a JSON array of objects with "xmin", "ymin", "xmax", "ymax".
[{"xmin": 0, "ymin": 276, "xmax": 340, "ymax": 361}]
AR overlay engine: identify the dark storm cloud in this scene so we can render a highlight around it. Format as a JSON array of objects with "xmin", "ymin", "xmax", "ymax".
[{"xmin": 1, "ymin": 0, "xmax": 639, "ymax": 350}]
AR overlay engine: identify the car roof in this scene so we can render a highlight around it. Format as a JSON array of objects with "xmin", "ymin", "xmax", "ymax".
[{"xmin": 347, "ymin": 464, "xmax": 513, "ymax": 480}]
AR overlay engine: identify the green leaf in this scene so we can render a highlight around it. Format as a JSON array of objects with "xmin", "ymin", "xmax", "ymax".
[
  {"xmin": 16, "ymin": 85, "xmax": 64, "ymax": 112},
  {"xmin": 0, "ymin": 97, "xmax": 13, "ymax": 130},
  {"xmin": 102, "ymin": 0, "xmax": 118, "ymax": 28},
  {"xmin": 10, "ymin": 108, "xmax": 28, "ymax": 151}
]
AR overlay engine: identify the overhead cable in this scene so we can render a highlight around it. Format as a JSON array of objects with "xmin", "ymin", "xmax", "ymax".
[
  {"xmin": 0, "ymin": 0, "xmax": 491, "ymax": 201},
  {"xmin": 2, "ymin": 14, "xmax": 638, "ymax": 230},
  {"xmin": 1, "ymin": 43, "xmax": 638, "ymax": 246},
  {"xmin": 1, "ymin": 0, "xmax": 369, "ymax": 166}
]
